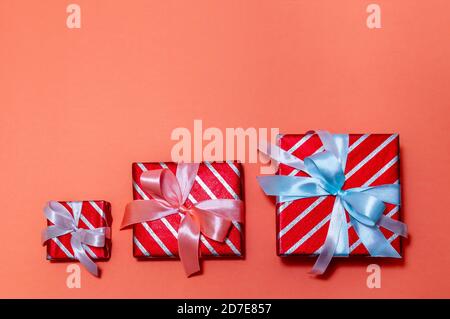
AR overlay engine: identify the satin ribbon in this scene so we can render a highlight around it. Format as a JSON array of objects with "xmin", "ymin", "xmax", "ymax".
[
  {"xmin": 42, "ymin": 201, "xmax": 111, "ymax": 277},
  {"xmin": 121, "ymin": 163, "xmax": 244, "ymax": 277},
  {"xmin": 258, "ymin": 130, "xmax": 408, "ymax": 274}
]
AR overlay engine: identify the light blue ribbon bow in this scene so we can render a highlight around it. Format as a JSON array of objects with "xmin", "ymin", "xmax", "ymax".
[{"xmin": 257, "ymin": 130, "xmax": 408, "ymax": 274}]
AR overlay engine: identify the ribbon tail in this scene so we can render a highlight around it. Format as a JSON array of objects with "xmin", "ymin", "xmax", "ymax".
[
  {"xmin": 82, "ymin": 228, "xmax": 111, "ymax": 247},
  {"xmin": 71, "ymin": 236, "xmax": 100, "ymax": 277},
  {"xmin": 178, "ymin": 213, "xmax": 201, "ymax": 277},
  {"xmin": 378, "ymin": 215, "xmax": 408, "ymax": 238},
  {"xmin": 311, "ymin": 197, "xmax": 347, "ymax": 275},
  {"xmin": 351, "ymin": 217, "xmax": 401, "ymax": 258}
]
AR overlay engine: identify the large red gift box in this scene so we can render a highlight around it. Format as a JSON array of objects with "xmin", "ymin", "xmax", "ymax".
[
  {"xmin": 46, "ymin": 200, "xmax": 112, "ymax": 260},
  {"xmin": 276, "ymin": 133, "xmax": 402, "ymax": 256},
  {"xmin": 131, "ymin": 162, "xmax": 244, "ymax": 258}
]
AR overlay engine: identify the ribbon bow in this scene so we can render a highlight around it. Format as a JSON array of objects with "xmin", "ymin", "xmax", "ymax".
[
  {"xmin": 121, "ymin": 163, "xmax": 244, "ymax": 277},
  {"xmin": 257, "ymin": 130, "xmax": 408, "ymax": 274},
  {"xmin": 42, "ymin": 201, "xmax": 111, "ymax": 277}
]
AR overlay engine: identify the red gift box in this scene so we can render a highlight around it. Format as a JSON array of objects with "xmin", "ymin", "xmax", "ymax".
[
  {"xmin": 46, "ymin": 200, "xmax": 112, "ymax": 260},
  {"xmin": 276, "ymin": 133, "xmax": 402, "ymax": 256},
  {"xmin": 131, "ymin": 161, "xmax": 244, "ymax": 258}
]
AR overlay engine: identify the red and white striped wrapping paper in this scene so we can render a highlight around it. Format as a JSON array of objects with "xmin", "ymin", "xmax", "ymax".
[
  {"xmin": 131, "ymin": 161, "xmax": 244, "ymax": 258},
  {"xmin": 46, "ymin": 200, "xmax": 112, "ymax": 260},
  {"xmin": 276, "ymin": 134, "xmax": 402, "ymax": 256}
]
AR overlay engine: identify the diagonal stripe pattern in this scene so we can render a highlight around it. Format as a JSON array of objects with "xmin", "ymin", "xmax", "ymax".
[{"xmin": 276, "ymin": 133, "xmax": 402, "ymax": 257}]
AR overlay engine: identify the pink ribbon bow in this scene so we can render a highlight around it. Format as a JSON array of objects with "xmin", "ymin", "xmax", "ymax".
[
  {"xmin": 121, "ymin": 163, "xmax": 244, "ymax": 277},
  {"xmin": 42, "ymin": 201, "xmax": 111, "ymax": 277}
]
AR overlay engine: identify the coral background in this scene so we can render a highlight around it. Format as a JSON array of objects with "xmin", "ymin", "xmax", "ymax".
[{"xmin": 0, "ymin": 0, "xmax": 449, "ymax": 298}]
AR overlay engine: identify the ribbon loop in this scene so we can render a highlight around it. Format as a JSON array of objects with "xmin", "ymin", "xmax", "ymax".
[
  {"xmin": 141, "ymin": 169, "xmax": 183, "ymax": 207},
  {"xmin": 349, "ymin": 184, "xmax": 401, "ymax": 205},
  {"xmin": 74, "ymin": 227, "xmax": 110, "ymax": 247},
  {"xmin": 44, "ymin": 202, "xmax": 76, "ymax": 230},
  {"xmin": 178, "ymin": 213, "xmax": 201, "ymax": 276},
  {"xmin": 311, "ymin": 197, "xmax": 347, "ymax": 275},
  {"xmin": 194, "ymin": 199, "xmax": 244, "ymax": 223},
  {"xmin": 121, "ymin": 200, "xmax": 179, "ymax": 229},
  {"xmin": 340, "ymin": 192, "xmax": 386, "ymax": 227},
  {"xmin": 194, "ymin": 208, "xmax": 232, "ymax": 242},
  {"xmin": 313, "ymin": 130, "xmax": 341, "ymax": 161},
  {"xmin": 304, "ymin": 151, "xmax": 345, "ymax": 193}
]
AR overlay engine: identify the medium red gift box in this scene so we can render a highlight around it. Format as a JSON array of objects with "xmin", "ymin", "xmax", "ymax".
[
  {"xmin": 131, "ymin": 162, "xmax": 244, "ymax": 258},
  {"xmin": 276, "ymin": 133, "xmax": 402, "ymax": 256},
  {"xmin": 46, "ymin": 200, "xmax": 112, "ymax": 260}
]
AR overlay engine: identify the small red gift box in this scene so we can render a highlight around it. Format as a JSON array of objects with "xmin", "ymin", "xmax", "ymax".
[
  {"xmin": 131, "ymin": 162, "xmax": 244, "ymax": 258},
  {"xmin": 276, "ymin": 133, "xmax": 402, "ymax": 256},
  {"xmin": 46, "ymin": 200, "xmax": 112, "ymax": 260}
]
